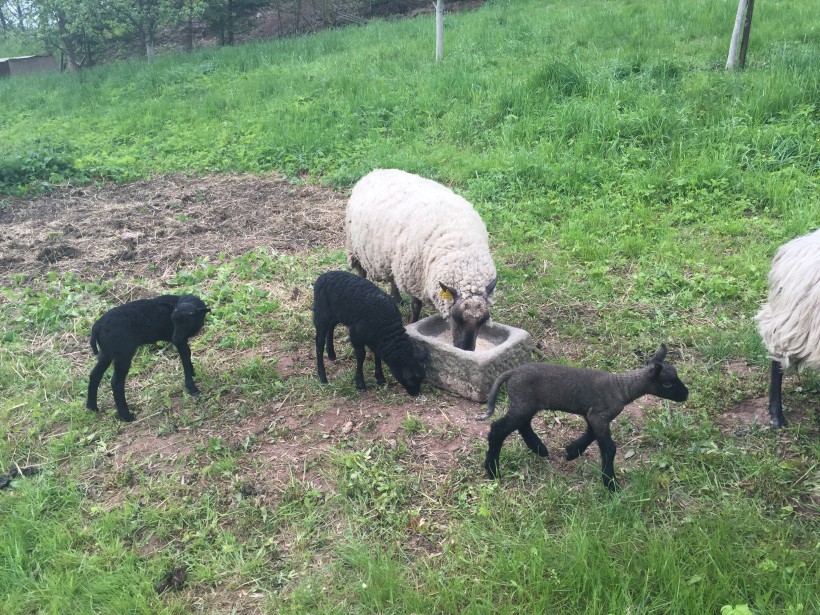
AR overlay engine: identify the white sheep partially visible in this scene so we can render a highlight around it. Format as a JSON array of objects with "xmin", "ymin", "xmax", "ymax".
[
  {"xmin": 346, "ymin": 169, "xmax": 497, "ymax": 351},
  {"xmin": 754, "ymin": 228, "xmax": 820, "ymax": 428}
]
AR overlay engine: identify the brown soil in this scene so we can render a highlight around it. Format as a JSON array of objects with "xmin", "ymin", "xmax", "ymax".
[{"xmin": 0, "ymin": 172, "xmax": 346, "ymax": 282}]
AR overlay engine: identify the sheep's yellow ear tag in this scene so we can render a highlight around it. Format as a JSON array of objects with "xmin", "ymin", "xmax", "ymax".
[{"xmin": 439, "ymin": 288, "xmax": 454, "ymax": 301}]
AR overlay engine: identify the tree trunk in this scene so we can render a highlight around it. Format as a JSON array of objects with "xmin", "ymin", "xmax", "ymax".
[
  {"xmin": 726, "ymin": 0, "xmax": 749, "ymax": 69},
  {"xmin": 0, "ymin": 6, "xmax": 8, "ymax": 31},
  {"xmin": 186, "ymin": 1, "xmax": 194, "ymax": 52},
  {"xmin": 435, "ymin": 0, "xmax": 443, "ymax": 61},
  {"xmin": 227, "ymin": 0, "xmax": 234, "ymax": 45},
  {"xmin": 145, "ymin": 29, "xmax": 155, "ymax": 61},
  {"xmin": 14, "ymin": 0, "xmax": 25, "ymax": 30}
]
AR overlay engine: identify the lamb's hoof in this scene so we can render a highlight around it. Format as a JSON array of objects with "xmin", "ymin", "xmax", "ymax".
[
  {"xmin": 186, "ymin": 386, "xmax": 200, "ymax": 396},
  {"xmin": 484, "ymin": 462, "xmax": 500, "ymax": 480},
  {"xmin": 565, "ymin": 447, "xmax": 581, "ymax": 461},
  {"xmin": 603, "ymin": 478, "xmax": 620, "ymax": 492},
  {"xmin": 86, "ymin": 404, "xmax": 100, "ymax": 413},
  {"xmin": 355, "ymin": 382, "xmax": 367, "ymax": 392},
  {"xmin": 318, "ymin": 375, "xmax": 328, "ymax": 384},
  {"xmin": 118, "ymin": 412, "xmax": 136, "ymax": 423},
  {"xmin": 376, "ymin": 378, "xmax": 386, "ymax": 387},
  {"xmin": 327, "ymin": 353, "xmax": 337, "ymax": 361},
  {"xmin": 536, "ymin": 447, "xmax": 550, "ymax": 458},
  {"xmin": 769, "ymin": 414, "xmax": 786, "ymax": 429}
]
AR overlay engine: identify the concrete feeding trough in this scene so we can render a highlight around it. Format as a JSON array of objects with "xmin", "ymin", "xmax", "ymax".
[{"xmin": 407, "ymin": 315, "xmax": 532, "ymax": 402}]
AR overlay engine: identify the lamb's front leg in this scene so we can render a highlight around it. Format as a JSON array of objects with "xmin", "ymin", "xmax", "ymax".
[
  {"xmin": 373, "ymin": 353, "xmax": 386, "ymax": 386},
  {"xmin": 175, "ymin": 341, "xmax": 199, "ymax": 395},
  {"xmin": 352, "ymin": 344, "xmax": 368, "ymax": 391},
  {"xmin": 589, "ymin": 419, "xmax": 618, "ymax": 491}
]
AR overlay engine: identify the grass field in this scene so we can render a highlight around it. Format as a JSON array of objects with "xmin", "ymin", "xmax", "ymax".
[{"xmin": 1, "ymin": 0, "xmax": 818, "ymax": 612}]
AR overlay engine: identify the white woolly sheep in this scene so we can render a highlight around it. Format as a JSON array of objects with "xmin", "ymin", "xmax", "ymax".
[
  {"xmin": 754, "ymin": 228, "xmax": 820, "ymax": 428},
  {"xmin": 346, "ymin": 169, "xmax": 497, "ymax": 351}
]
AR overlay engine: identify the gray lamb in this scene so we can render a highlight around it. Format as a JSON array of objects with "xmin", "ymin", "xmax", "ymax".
[
  {"xmin": 479, "ymin": 344, "xmax": 689, "ymax": 490},
  {"xmin": 86, "ymin": 294, "xmax": 210, "ymax": 422}
]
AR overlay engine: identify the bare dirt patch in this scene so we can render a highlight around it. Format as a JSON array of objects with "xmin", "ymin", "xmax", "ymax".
[{"xmin": 0, "ymin": 172, "xmax": 347, "ymax": 281}]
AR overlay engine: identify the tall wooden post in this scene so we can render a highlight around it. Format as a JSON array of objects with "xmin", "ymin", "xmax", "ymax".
[
  {"xmin": 727, "ymin": 0, "xmax": 755, "ymax": 69},
  {"xmin": 738, "ymin": 0, "xmax": 756, "ymax": 69},
  {"xmin": 435, "ymin": 0, "xmax": 444, "ymax": 61}
]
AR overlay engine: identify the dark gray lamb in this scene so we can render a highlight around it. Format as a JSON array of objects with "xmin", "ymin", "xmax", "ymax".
[
  {"xmin": 313, "ymin": 270, "xmax": 428, "ymax": 395},
  {"xmin": 86, "ymin": 294, "xmax": 210, "ymax": 422},
  {"xmin": 479, "ymin": 344, "xmax": 689, "ymax": 490}
]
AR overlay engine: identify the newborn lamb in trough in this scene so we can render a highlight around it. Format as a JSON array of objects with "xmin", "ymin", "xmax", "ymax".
[
  {"xmin": 86, "ymin": 294, "xmax": 210, "ymax": 422},
  {"xmin": 346, "ymin": 169, "xmax": 497, "ymax": 351},
  {"xmin": 479, "ymin": 344, "xmax": 689, "ymax": 491},
  {"xmin": 313, "ymin": 270, "xmax": 428, "ymax": 395}
]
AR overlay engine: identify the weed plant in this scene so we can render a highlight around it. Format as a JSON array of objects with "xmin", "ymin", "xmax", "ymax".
[{"xmin": 1, "ymin": 0, "xmax": 819, "ymax": 613}]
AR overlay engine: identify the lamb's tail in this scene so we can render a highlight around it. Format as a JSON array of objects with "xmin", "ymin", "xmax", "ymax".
[
  {"xmin": 89, "ymin": 328, "xmax": 99, "ymax": 355},
  {"xmin": 476, "ymin": 369, "xmax": 516, "ymax": 420}
]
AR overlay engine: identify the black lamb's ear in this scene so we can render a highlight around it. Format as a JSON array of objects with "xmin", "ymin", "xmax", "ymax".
[
  {"xmin": 649, "ymin": 362, "xmax": 663, "ymax": 378},
  {"xmin": 648, "ymin": 343, "xmax": 667, "ymax": 365}
]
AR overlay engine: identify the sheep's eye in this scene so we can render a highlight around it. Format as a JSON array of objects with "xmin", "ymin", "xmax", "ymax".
[{"xmin": 662, "ymin": 383, "xmax": 674, "ymax": 389}]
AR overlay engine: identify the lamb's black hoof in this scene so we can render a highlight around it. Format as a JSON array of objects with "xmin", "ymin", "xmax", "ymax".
[
  {"xmin": 565, "ymin": 447, "xmax": 581, "ymax": 461},
  {"xmin": 768, "ymin": 413, "xmax": 786, "ymax": 429},
  {"xmin": 484, "ymin": 462, "xmax": 500, "ymax": 480},
  {"xmin": 87, "ymin": 404, "xmax": 100, "ymax": 412},
  {"xmin": 117, "ymin": 411, "xmax": 136, "ymax": 422},
  {"xmin": 186, "ymin": 386, "xmax": 200, "ymax": 396}
]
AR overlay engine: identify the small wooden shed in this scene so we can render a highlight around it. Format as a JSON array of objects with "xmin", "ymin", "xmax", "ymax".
[{"xmin": 0, "ymin": 55, "xmax": 59, "ymax": 78}]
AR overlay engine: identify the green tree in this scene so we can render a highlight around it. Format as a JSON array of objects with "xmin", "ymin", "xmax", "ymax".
[
  {"xmin": 33, "ymin": 0, "xmax": 110, "ymax": 69},
  {"xmin": 108, "ymin": 0, "xmax": 176, "ymax": 61},
  {"xmin": 203, "ymin": 0, "xmax": 267, "ymax": 46}
]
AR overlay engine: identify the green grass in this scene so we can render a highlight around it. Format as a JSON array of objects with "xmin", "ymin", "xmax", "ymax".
[{"xmin": 2, "ymin": 0, "xmax": 819, "ymax": 612}]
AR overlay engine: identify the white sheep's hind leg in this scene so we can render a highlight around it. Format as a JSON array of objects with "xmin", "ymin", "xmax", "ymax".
[{"xmin": 767, "ymin": 360, "xmax": 787, "ymax": 428}]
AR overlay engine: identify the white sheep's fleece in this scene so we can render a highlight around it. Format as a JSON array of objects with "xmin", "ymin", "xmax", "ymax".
[
  {"xmin": 755, "ymin": 228, "xmax": 820, "ymax": 371},
  {"xmin": 346, "ymin": 169, "xmax": 496, "ymax": 318}
]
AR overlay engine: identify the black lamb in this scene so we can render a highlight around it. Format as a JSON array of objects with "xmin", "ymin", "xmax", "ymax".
[
  {"xmin": 479, "ymin": 344, "xmax": 689, "ymax": 490},
  {"xmin": 313, "ymin": 270, "xmax": 428, "ymax": 395},
  {"xmin": 86, "ymin": 294, "xmax": 210, "ymax": 422}
]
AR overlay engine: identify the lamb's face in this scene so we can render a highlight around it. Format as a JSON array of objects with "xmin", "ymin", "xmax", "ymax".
[
  {"xmin": 171, "ymin": 301, "xmax": 210, "ymax": 345},
  {"xmin": 648, "ymin": 363, "xmax": 689, "ymax": 403},
  {"xmin": 390, "ymin": 347, "xmax": 428, "ymax": 396}
]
